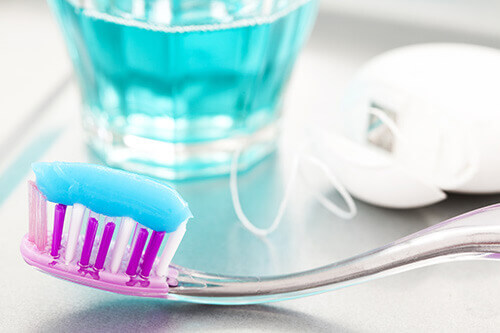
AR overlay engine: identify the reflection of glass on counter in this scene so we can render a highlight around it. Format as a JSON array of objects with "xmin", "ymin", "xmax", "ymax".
[{"xmin": 49, "ymin": 0, "xmax": 318, "ymax": 179}]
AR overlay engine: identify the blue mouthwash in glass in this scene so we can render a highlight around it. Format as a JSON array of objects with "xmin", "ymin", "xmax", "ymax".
[{"xmin": 49, "ymin": 0, "xmax": 318, "ymax": 179}]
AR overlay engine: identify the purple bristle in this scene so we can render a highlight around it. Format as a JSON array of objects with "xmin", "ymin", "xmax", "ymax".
[
  {"xmin": 80, "ymin": 217, "xmax": 98, "ymax": 267},
  {"xmin": 50, "ymin": 204, "xmax": 67, "ymax": 257},
  {"xmin": 94, "ymin": 222, "xmax": 115, "ymax": 270},
  {"xmin": 126, "ymin": 228, "xmax": 148, "ymax": 276},
  {"xmin": 141, "ymin": 231, "xmax": 166, "ymax": 277}
]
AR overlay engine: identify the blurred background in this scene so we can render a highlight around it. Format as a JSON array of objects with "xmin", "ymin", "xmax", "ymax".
[
  {"xmin": 3, "ymin": 0, "xmax": 500, "ymax": 164},
  {"xmin": 324, "ymin": 0, "xmax": 500, "ymax": 37}
]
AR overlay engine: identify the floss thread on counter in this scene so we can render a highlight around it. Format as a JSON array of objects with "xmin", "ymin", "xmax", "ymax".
[{"xmin": 229, "ymin": 141, "xmax": 357, "ymax": 237}]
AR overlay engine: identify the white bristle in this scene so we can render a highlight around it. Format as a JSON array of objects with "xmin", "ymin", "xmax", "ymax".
[
  {"xmin": 64, "ymin": 203, "xmax": 86, "ymax": 264},
  {"xmin": 110, "ymin": 217, "xmax": 136, "ymax": 273},
  {"xmin": 128, "ymin": 223, "xmax": 140, "ymax": 252},
  {"xmin": 89, "ymin": 210, "xmax": 100, "ymax": 220},
  {"xmin": 47, "ymin": 202, "xmax": 55, "ymax": 233},
  {"xmin": 157, "ymin": 221, "xmax": 187, "ymax": 276}
]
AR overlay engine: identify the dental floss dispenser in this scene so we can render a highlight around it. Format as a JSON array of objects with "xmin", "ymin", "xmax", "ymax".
[{"xmin": 318, "ymin": 43, "xmax": 500, "ymax": 209}]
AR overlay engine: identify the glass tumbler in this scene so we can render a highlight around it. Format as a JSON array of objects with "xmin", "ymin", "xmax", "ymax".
[{"xmin": 49, "ymin": 0, "xmax": 318, "ymax": 179}]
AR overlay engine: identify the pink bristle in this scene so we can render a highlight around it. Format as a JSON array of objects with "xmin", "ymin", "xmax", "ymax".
[
  {"xmin": 28, "ymin": 182, "xmax": 37, "ymax": 242},
  {"xmin": 37, "ymin": 193, "xmax": 47, "ymax": 250},
  {"xmin": 28, "ymin": 181, "xmax": 47, "ymax": 250}
]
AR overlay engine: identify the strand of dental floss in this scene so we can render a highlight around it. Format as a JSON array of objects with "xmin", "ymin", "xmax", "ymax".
[
  {"xmin": 229, "ymin": 106, "xmax": 412, "ymax": 237},
  {"xmin": 230, "ymin": 139, "xmax": 357, "ymax": 237}
]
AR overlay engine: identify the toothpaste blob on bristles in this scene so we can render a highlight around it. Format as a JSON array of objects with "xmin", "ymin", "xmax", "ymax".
[{"xmin": 32, "ymin": 162, "xmax": 193, "ymax": 232}]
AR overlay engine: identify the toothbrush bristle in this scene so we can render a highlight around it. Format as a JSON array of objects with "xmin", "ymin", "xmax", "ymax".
[
  {"xmin": 80, "ymin": 217, "xmax": 99, "ymax": 267},
  {"xmin": 126, "ymin": 228, "xmax": 148, "ymax": 276},
  {"xmin": 28, "ymin": 181, "xmax": 47, "ymax": 250},
  {"xmin": 110, "ymin": 217, "xmax": 136, "ymax": 274},
  {"xmin": 21, "ymin": 183, "xmax": 185, "ymax": 298},
  {"xmin": 141, "ymin": 231, "xmax": 166, "ymax": 278},
  {"xmin": 65, "ymin": 203, "xmax": 85, "ymax": 264},
  {"xmin": 50, "ymin": 204, "xmax": 66, "ymax": 257},
  {"xmin": 94, "ymin": 222, "xmax": 115, "ymax": 270}
]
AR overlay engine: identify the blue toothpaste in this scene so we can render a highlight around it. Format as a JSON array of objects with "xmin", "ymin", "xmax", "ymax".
[{"xmin": 32, "ymin": 162, "xmax": 192, "ymax": 232}]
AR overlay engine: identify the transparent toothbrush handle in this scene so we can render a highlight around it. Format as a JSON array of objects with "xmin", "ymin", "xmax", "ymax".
[{"xmin": 168, "ymin": 204, "xmax": 500, "ymax": 305}]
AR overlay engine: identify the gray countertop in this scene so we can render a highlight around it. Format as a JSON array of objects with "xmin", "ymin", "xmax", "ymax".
[{"xmin": 2, "ymin": 1, "xmax": 500, "ymax": 331}]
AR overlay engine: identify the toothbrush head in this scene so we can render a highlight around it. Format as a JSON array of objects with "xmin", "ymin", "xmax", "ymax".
[{"xmin": 20, "ymin": 162, "xmax": 191, "ymax": 298}]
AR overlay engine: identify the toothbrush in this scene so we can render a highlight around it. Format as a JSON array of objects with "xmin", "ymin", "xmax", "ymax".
[
  {"xmin": 22, "ymin": 162, "xmax": 192, "ymax": 297},
  {"xmin": 21, "ymin": 162, "xmax": 500, "ymax": 304}
]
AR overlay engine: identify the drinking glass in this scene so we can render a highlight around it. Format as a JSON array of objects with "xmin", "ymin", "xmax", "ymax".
[{"xmin": 49, "ymin": 0, "xmax": 318, "ymax": 179}]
